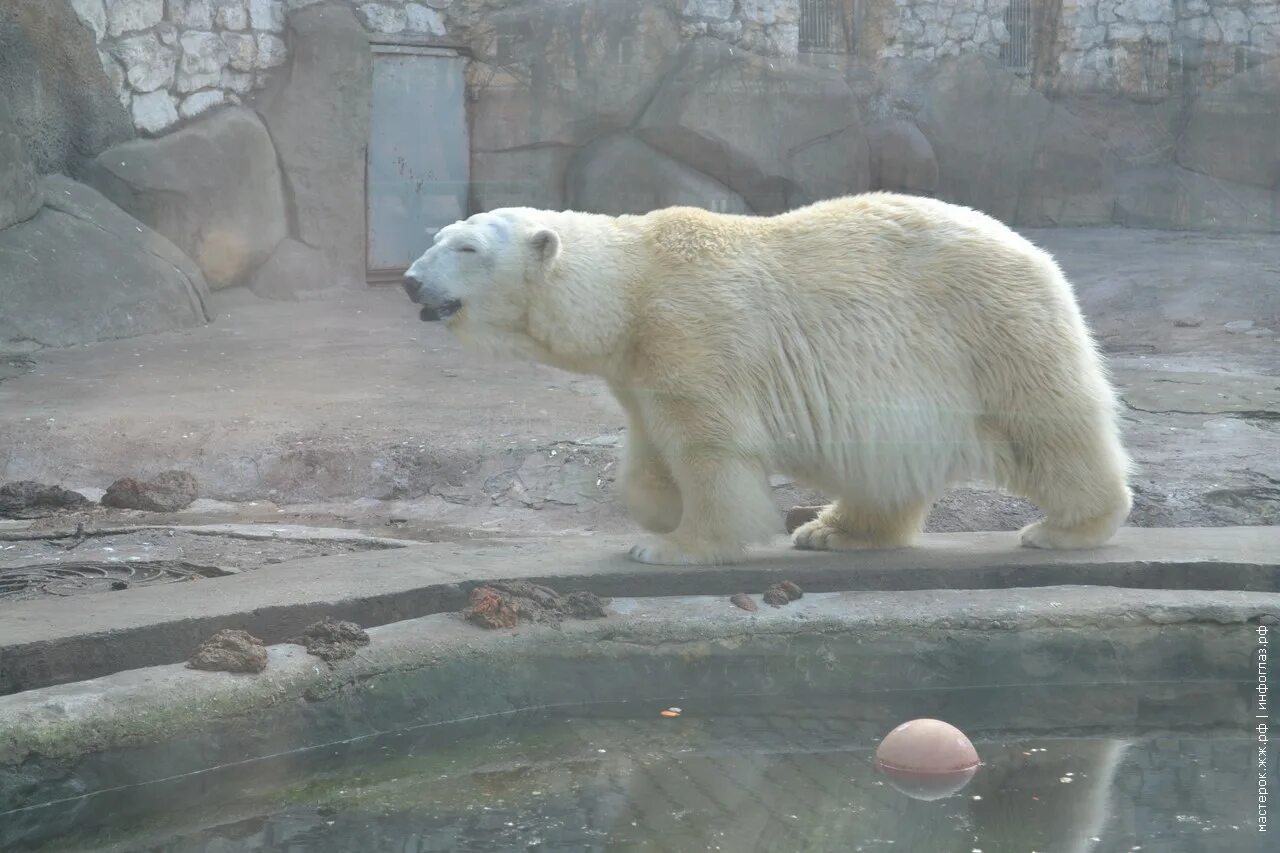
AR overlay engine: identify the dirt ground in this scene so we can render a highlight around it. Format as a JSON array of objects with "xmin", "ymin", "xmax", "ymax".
[{"xmin": 0, "ymin": 227, "xmax": 1276, "ymax": 540}]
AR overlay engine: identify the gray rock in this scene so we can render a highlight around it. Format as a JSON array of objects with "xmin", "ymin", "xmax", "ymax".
[
  {"xmin": 169, "ymin": 0, "xmax": 214, "ymax": 29},
  {"xmin": 468, "ymin": 1, "xmax": 683, "ymax": 152},
  {"xmin": 1177, "ymin": 59, "xmax": 1280, "ymax": 190},
  {"xmin": 109, "ymin": 33, "xmax": 177, "ymax": 93},
  {"xmin": 0, "ymin": 481, "xmax": 91, "ymax": 518},
  {"xmin": 868, "ymin": 119, "xmax": 938, "ymax": 194},
  {"xmin": 69, "ymin": 0, "xmax": 108, "ymax": 40},
  {"xmin": 103, "ymin": 470, "xmax": 200, "ymax": 512},
  {"xmin": 105, "ymin": 0, "xmax": 163, "ymax": 38},
  {"xmin": 221, "ymin": 32, "xmax": 257, "ymax": 72},
  {"xmin": 637, "ymin": 38, "xmax": 870, "ymax": 214},
  {"xmin": 179, "ymin": 90, "xmax": 225, "ymax": 120},
  {"xmin": 916, "ymin": 55, "xmax": 1111, "ymax": 226},
  {"xmin": 0, "ymin": 176, "xmax": 209, "ymax": 348},
  {"xmin": 471, "ymin": 146, "xmax": 575, "ymax": 212},
  {"xmin": 129, "ymin": 89, "xmax": 179, "ymax": 134},
  {"xmin": 566, "ymin": 134, "xmax": 751, "ymax": 216},
  {"xmin": 0, "ymin": 95, "xmax": 41, "ymax": 231},
  {"xmin": 248, "ymin": 238, "xmax": 340, "ymax": 300},
  {"xmin": 0, "ymin": 0, "xmax": 135, "ymax": 175},
  {"xmin": 259, "ymin": 4, "xmax": 370, "ymax": 289},
  {"xmin": 213, "ymin": 0, "xmax": 248, "ymax": 31},
  {"xmin": 84, "ymin": 106, "xmax": 288, "ymax": 288},
  {"xmin": 177, "ymin": 30, "xmax": 230, "ymax": 93},
  {"xmin": 1112, "ymin": 165, "xmax": 1280, "ymax": 232}
]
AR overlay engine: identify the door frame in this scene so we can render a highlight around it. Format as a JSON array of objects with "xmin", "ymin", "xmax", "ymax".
[{"xmin": 365, "ymin": 38, "xmax": 472, "ymax": 286}]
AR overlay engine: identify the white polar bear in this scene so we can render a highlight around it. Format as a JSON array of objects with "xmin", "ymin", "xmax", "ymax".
[{"xmin": 403, "ymin": 193, "xmax": 1132, "ymax": 566}]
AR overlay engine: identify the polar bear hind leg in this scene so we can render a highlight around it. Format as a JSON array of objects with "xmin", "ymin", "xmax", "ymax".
[{"xmin": 996, "ymin": 407, "xmax": 1132, "ymax": 550}]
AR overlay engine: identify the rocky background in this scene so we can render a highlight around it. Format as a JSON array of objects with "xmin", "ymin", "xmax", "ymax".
[
  {"xmin": 1, "ymin": 0, "xmax": 1277, "ymax": 341},
  {"xmin": 0, "ymin": 0, "xmax": 1275, "ymax": 534}
]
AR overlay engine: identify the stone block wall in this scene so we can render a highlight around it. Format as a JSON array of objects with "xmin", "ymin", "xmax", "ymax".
[
  {"xmin": 871, "ymin": 0, "xmax": 1014, "ymax": 62},
  {"xmin": 1051, "ymin": 0, "xmax": 1280, "ymax": 99},
  {"xmin": 68, "ymin": 0, "xmax": 290, "ymax": 135}
]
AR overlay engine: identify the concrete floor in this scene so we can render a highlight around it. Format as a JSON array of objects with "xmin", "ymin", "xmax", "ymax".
[{"xmin": 0, "ymin": 227, "xmax": 1277, "ymax": 537}]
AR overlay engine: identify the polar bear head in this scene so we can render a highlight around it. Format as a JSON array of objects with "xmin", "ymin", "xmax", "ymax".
[{"xmin": 402, "ymin": 208, "xmax": 629, "ymax": 372}]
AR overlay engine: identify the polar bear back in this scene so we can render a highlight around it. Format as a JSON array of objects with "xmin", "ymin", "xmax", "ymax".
[{"xmin": 618, "ymin": 193, "xmax": 1113, "ymax": 503}]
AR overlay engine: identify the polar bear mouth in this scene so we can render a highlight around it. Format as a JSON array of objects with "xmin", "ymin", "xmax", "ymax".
[{"xmin": 419, "ymin": 300, "xmax": 461, "ymax": 322}]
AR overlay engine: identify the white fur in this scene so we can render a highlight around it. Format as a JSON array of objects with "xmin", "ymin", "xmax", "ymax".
[{"xmin": 407, "ymin": 194, "xmax": 1132, "ymax": 565}]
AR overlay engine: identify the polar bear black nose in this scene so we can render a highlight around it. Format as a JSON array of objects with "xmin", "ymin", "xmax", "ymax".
[{"xmin": 402, "ymin": 273, "xmax": 423, "ymax": 301}]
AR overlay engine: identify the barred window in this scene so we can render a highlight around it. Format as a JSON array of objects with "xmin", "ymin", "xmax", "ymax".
[{"xmin": 799, "ymin": 0, "xmax": 839, "ymax": 53}]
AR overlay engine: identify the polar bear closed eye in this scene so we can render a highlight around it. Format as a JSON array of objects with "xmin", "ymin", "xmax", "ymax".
[{"xmin": 402, "ymin": 194, "xmax": 1131, "ymax": 566}]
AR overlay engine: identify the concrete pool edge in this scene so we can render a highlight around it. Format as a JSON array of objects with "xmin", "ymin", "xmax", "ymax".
[
  {"xmin": 2, "ymin": 584, "xmax": 1276, "ymax": 820},
  {"xmin": 2, "ymin": 525, "xmax": 1278, "ymax": 694}
]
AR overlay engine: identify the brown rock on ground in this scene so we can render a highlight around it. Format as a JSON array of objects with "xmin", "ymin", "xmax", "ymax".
[
  {"xmin": 463, "ymin": 581, "xmax": 610, "ymax": 629},
  {"xmin": 102, "ymin": 470, "xmax": 198, "ymax": 512},
  {"xmin": 763, "ymin": 580, "xmax": 804, "ymax": 607},
  {"xmin": 187, "ymin": 629, "xmax": 267, "ymax": 673},
  {"xmin": 0, "ymin": 481, "xmax": 91, "ymax": 518},
  {"xmin": 294, "ymin": 618, "xmax": 370, "ymax": 662}
]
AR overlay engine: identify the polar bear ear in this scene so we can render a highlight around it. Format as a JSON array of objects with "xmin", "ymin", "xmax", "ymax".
[{"xmin": 530, "ymin": 228, "xmax": 561, "ymax": 263}]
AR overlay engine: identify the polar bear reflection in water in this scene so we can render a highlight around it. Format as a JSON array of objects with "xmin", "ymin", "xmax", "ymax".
[{"xmin": 403, "ymin": 193, "xmax": 1131, "ymax": 566}]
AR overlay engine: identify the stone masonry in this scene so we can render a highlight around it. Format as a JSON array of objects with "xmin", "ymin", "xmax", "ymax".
[
  {"xmin": 1051, "ymin": 0, "xmax": 1280, "ymax": 99},
  {"xmin": 70, "ymin": 0, "xmax": 292, "ymax": 135},
  {"xmin": 68, "ymin": 1, "xmax": 1280, "ymax": 137}
]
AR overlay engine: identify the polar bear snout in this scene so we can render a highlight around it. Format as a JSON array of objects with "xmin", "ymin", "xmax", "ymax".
[{"xmin": 402, "ymin": 272, "xmax": 462, "ymax": 322}]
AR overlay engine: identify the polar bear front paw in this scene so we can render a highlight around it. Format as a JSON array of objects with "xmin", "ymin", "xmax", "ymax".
[{"xmin": 627, "ymin": 539, "xmax": 736, "ymax": 566}]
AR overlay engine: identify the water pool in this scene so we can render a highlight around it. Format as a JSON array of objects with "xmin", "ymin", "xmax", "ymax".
[{"xmin": 12, "ymin": 682, "xmax": 1262, "ymax": 852}]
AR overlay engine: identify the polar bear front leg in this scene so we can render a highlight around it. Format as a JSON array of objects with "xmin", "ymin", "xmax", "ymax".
[
  {"xmin": 628, "ymin": 449, "xmax": 779, "ymax": 566},
  {"xmin": 620, "ymin": 426, "xmax": 682, "ymax": 534}
]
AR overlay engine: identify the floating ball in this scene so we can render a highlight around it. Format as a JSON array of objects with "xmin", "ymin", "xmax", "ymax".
[{"xmin": 874, "ymin": 718, "xmax": 980, "ymax": 800}]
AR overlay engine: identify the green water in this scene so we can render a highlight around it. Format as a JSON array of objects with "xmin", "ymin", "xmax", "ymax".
[{"xmin": 14, "ymin": 685, "xmax": 1268, "ymax": 852}]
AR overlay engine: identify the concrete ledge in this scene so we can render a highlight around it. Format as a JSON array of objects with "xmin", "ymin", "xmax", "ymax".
[{"xmin": 1, "ymin": 526, "xmax": 1277, "ymax": 694}]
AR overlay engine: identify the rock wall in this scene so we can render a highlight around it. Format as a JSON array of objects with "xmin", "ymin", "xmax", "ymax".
[
  {"xmin": 870, "ymin": 0, "xmax": 1013, "ymax": 62},
  {"xmin": 1050, "ymin": 0, "xmax": 1280, "ymax": 99},
  {"xmin": 0, "ymin": 0, "xmax": 135, "ymax": 175},
  {"xmin": 67, "ymin": 0, "xmax": 290, "ymax": 136}
]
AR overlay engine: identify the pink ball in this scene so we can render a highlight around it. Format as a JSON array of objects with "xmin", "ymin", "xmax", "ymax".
[{"xmin": 874, "ymin": 718, "xmax": 980, "ymax": 800}]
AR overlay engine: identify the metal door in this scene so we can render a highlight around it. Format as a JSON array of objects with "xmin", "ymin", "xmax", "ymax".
[{"xmin": 366, "ymin": 45, "xmax": 469, "ymax": 283}]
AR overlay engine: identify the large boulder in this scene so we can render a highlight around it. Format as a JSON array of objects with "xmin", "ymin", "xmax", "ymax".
[
  {"xmin": 248, "ymin": 238, "xmax": 341, "ymax": 301},
  {"xmin": 259, "ymin": 3, "xmax": 371, "ymax": 289},
  {"xmin": 0, "ymin": 0, "xmax": 134, "ymax": 175},
  {"xmin": 467, "ymin": 0, "xmax": 684, "ymax": 153},
  {"xmin": 1177, "ymin": 59, "xmax": 1280, "ymax": 190},
  {"xmin": 0, "ymin": 176, "xmax": 209, "ymax": 348},
  {"xmin": 915, "ymin": 55, "xmax": 1112, "ymax": 226},
  {"xmin": 1112, "ymin": 165, "xmax": 1280, "ymax": 233},
  {"xmin": 0, "ymin": 95, "xmax": 41, "ymax": 230},
  {"xmin": 84, "ymin": 107, "xmax": 288, "ymax": 288},
  {"xmin": 471, "ymin": 146, "xmax": 576, "ymax": 212},
  {"xmin": 867, "ymin": 119, "xmax": 937, "ymax": 195},
  {"xmin": 566, "ymin": 134, "xmax": 751, "ymax": 215},
  {"xmin": 636, "ymin": 38, "xmax": 871, "ymax": 214}
]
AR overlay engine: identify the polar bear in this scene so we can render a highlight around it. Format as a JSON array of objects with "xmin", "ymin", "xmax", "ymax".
[{"xmin": 403, "ymin": 193, "xmax": 1131, "ymax": 566}]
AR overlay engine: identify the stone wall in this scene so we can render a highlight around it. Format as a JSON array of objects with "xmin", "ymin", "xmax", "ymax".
[
  {"xmin": 871, "ymin": 0, "xmax": 1013, "ymax": 62},
  {"xmin": 1050, "ymin": 0, "xmax": 1280, "ymax": 99},
  {"xmin": 68, "ymin": 0, "xmax": 291, "ymax": 135}
]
